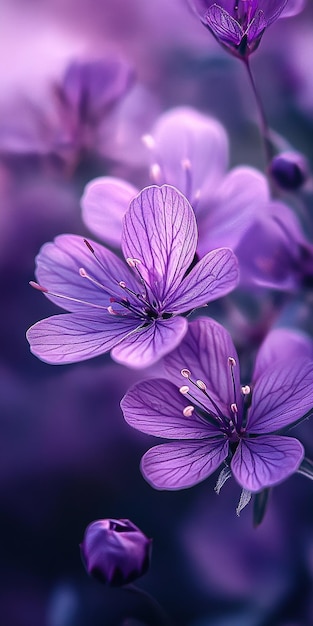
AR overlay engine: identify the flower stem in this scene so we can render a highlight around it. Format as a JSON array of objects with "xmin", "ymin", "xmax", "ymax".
[
  {"xmin": 124, "ymin": 583, "xmax": 173, "ymax": 626},
  {"xmin": 243, "ymin": 58, "xmax": 273, "ymax": 168}
]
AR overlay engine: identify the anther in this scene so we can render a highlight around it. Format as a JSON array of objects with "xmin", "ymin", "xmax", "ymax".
[
  {"xmin": 119, "ymin": 281, "xmax": 126, "ymax": 289},
  {"xmin": 142, "ymin": 134, "xmax": 155, "ymax": 150},
  {"xmin": 181, "ymin": 369, "xmax": 191, "ymax": 379},
  {"xmin": 84, "ymin": 239, "xmax": 95, "ymax": 254},
  {"xmin": 179, "ymin": 385, "xmax": 190, "ymax": 395},
  {"xmin": 150, "ymin": 163, "xmax": 162, "ymax": 183},
  {"xmin": 183, "ymin": 405, "xmax": 195, "ymax": 417},
  {"xmin": 181, "ymin": 158, "xmax": 191, "ymax": 170},
  {"xmin": 29, "ymin": 281, "xmax": 48, "ymax": 293},
  {"xmin": 126, "ymin": 258, "xmax": 141, "ymax": 268},
  {"xmin": 228, "ymin": 357, "xmax": 236, "ymax": 367},
  {"xmin": 241, "ymin": 385, "xmax": 251, "ymax": 395},
  {"xmin": 107, "ymin": 306, "xmax": 117, "ymax": 315},
  {"xmin": 231, "ymin": 403, "xmax": 238, "ymax": 414},
  {"xmin": 196, "ymin": 380, "xmax": 207, "ymax": 391},
  {"xmin": 79, "ymin": 267, "xmax": 88, "ymax": 277}
]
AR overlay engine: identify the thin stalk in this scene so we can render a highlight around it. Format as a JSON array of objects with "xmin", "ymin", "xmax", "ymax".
[
  {"xmin": 124, "ymin": 584, "xmax": 173, "ymax": 626},
  {"xmin": 243, "ymin": 58, "xmax": 273, "ymax": 168}
]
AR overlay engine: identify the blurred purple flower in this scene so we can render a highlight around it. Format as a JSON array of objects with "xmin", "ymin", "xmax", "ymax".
[
  {"xmin": 80, "ymin": 518, "xmax": 152, "ymax": 586},
  {"xmin": 269, "ymin": 151, "xmax": 310, "ymax": 190},
  {"xmin": 0, "ymin": 57, "xmax": 134, "ymax": 168},
  {"xmin": 82, "ymin": 106, "xmax": 313, "ymax": 292},
  {"xmin": 188, "ymin": 0, "xmax": 306, "ymax": 57},
  {"xmin": 26, "ymin": 185, "xmax": 238, "ymax": 368},
  {"xmin": 121, "ymin": 318, "xmax": 313, "ymax": 497}
]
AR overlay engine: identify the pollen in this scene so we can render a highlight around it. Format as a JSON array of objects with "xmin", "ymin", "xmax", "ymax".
[
  {"xmin": 179, "ymin": 385, "xmax": 190, "ymax": 395},
  {"xmin": 183, "ymin": 405, "xmax": 195, "ymax": 417},
  {"xmin": 79, "ymin": 267, "xmax": 88, "ymax": 277},
  {"xmin": 228, "ymin": 357, "xmax": 236, "ymax": 367},
  {"xmin": 126, "ymin": 258, "xmax": 141, "ymax": 268},
  {"xmin": 119, "ymin": 281, "xmax": 126, "ymax": 288},
  {"xmin": 181, "ymin": 368, "xmax": 191, "ymax": 379},
  {"xmin": 231, "ymin": 403, "xmax": 238, "ymax": 414},
  {"xmin": 242, "ymin": 385, "xmax": 251, "ymax": 395},
  {"xmin": 196, "ymin": 379, "xmax": 207, "ymax": 391}
]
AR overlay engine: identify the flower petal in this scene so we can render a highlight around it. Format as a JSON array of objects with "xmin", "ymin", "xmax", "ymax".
[
  {"xmin": 165, "ymin": 317, "xmax": 243, "ymax": 420},
  {"xmin": 165, "ymin": 248, "xmax": 239, "ymax": 312},
  {"xmin": 35, "ymin": 234, "xmax": 139, "ymax": 311},
  {"xmin": 121, "ymin": 379, "xmax": 220, "ymax": 439},
  {"xmin": 205, "ymin": 5, "xmax": 243, "ymax": 46},
  {"xmin": 26, "ymin": 312, "xmax": 141, "ymax": 364},
  {"xmin": 141, "ymin": 439, "xmax": 229, "ymax": 490},
  {"xmin": 196, "ymin": 167, "xmax": 269, "ymax": 257},
  {"xmin": 111, "ymin": 316, "xmax": 188, "ymax": 368},
  {"xmin": 231, "ymin": 436, "xmax": 304, "ymax": 492},
  {"xmin": 121, "ymin": 185, "xmax": 197, "ymax": 303},
  {"xmin": 247, "ymin": 358, "xmax": 313, "ymax": 433},
  {"xmin": 148, "ymin": 107, "xmax": 228, "ymax": 204},
  {"xmin": 253, "ymin": 328, "xmax": 313, "ymax": 382},
  {"xmin": 81, "ymin": 177, "xmax": 138, "ymax": 248}
]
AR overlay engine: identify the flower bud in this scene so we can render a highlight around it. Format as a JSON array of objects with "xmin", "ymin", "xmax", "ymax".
[
  {"xmin": 80, "ymin": 518, "xmax": 152, "ymax": 586},
  {"xmin": 269, "ymin": 151, "xmax": 309, "ymax": 190}
]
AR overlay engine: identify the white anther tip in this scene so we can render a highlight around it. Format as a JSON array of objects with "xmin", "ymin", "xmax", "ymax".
[
  {"xmin": 142, "ymin": 134, "xmax": 155, "ymax": 149},
  {"xmin": 119, "ymin": 281, "xmax": 126, "ymax": 288},
  {"xmin": 231, "ymin": 403, "xmax": 238, "ymax": 414},
  {"xmin": 196, "ymin": 379, "xmax": 207, "ymax": 391},
  {"xmin": 29, "ymin": 280, "xmax": 47, "ymax": 293},
  {"xmin": 241, "ymin": 385, "xmax": 251, "ymax": 395},
  {"xmin": 183, "ymin": 405, "xmax": 195, "ymax": 418},
  {"xmin": 181, "ymin": 368, "xmax": 191, "ymax": 379},
  {"xmin": 228, "ymin": 357, "xmax": 236, "ymax": 367},
  {"xmin": 179, "ymin": 385, "xmax": 190, "ymax": 395}
]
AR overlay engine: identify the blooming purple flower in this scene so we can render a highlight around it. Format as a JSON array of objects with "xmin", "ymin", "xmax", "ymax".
[
  {"xmin": 26, "ymin": 185, "xmax": 239, "ymax": 368},
  {"xmin": 82, "ymin": 106, "xmax": 313, "ymax": 292},
  {"xmin": 121, "ymin": 318, "xmax": 313, "ymax": 496},
  {"xmin": 80, "ymin": 518, "xmax": 152, "ymax": 586},
  {"xmin": 188, "ymin": 0, "xmax": 306, "ymax": 58}
]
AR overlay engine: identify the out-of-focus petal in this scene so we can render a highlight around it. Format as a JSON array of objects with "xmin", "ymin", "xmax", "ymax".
[
  {"xmin": 121, "ymin": 379, "xmax": 220, "ymax": 439},
  {"xmin": 165, "ymin": 248, "xmax": 239, "ymax": 312},
  {"xmin": 231, "ymin": 436, "xmax": 304, "ymax": 492},
  {"xmin": 81, "ymin": 177, "xmax": 138, "ymax": 248},
  {"xmin": 247, "ymin": 359, "xmax": 313, "ymax": 433},
  {"xmin": 121, "ymin": 185, "xmax": 197, "ymax": 303},
  {"xmin": 141, "ymin": 439, "xmax": 228, "ymax": 490},
  {"xmin": 165, "ymin": 318, "xmax": 243, "ymax": 420},
  {"xmin": 280, "ymin": 0, "xmax": 305, "ymax": 18},
  {"xmin": 111, "ymin": 316, "xmax": 188, "ymax": 368},
  {"xmin": 253, "ymin": 328, "xmax": 313, "ymax": 382},
  {"xmin": 148, "ymin": 107, "xmax": 228, "ymax": 203},
  {"xmin": 26, "ymin": 312, "xmax": 141, "ymax": 365}
]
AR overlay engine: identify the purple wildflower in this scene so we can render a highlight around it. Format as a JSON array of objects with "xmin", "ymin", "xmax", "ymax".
[
  {"xmin": 189, "ymin": 0, "xmax": 305, "ymax": 58},
  {"xmin": 121, "ymin": 318, "xmax": 313, "ymax": 497},
  {"xmin": 26, "ymin": 185, "xmax": 239, "ymax": 368},
  {"xmin": 80, "ymin": 518, "xmax": 152, "ymax": 586},
  {"xmin": 82, "ymin": 106, "xmax": 313, "ymax": 292}
]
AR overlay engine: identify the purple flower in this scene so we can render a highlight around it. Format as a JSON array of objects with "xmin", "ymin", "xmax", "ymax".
[
  {"xmin": 269, "ymin": 151, "xmax": 310, "ymax": 190},
  {"xmin": 80, "ymin": 518, "xmax": 152, "ymax": 586},
  {"xmin": 188, "ymin": 0, "xmax": 306, "ymax": 57},
  {"xmin": 121, "ymin": 318, "xmax": 313, "ymax": 496},
  {"xmin": 26, "ymin": 185, "xmax": 238, "ymax": 368},
  {"xmin": 82, "ymin": 106, "xmax": 313, "ymax": 292}
]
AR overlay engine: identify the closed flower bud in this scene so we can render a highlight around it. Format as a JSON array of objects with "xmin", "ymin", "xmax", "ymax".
[
  {"xmin": 269, "ymin": 152, "xmax": 310, "ymax": 190},
  {"xmin": 80, "ymin": 518, "xmax": 152, "ymax": 586}
]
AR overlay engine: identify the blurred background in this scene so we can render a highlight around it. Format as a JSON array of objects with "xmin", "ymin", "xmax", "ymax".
[{"xmin": 1, "ymin": 1, "xmax": 313, "ymax": 624}]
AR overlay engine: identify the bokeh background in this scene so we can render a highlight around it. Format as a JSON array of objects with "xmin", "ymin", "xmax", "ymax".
[{"xmin": 1, "ymin": 1, "xmax": 313, "ymax": 624}]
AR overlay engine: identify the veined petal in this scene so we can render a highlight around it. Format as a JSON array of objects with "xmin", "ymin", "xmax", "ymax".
[
  {"xmin": 281, "ymin": 0, "xmax": 305, "ymax": 18},
  {"xmin": 26, "ymin": 312, "xmax": 141, "ymax": 364},
  {"xmin": 81, "ymin": 177, "xmax": 138, "ymax": 248},
  {"xmin": 165, "ymin": 318, "xmax": 243, "ymax": 420},
  {"xmin": 148, "ymin": 107, "xmax": 228, "ymax": 203},
  {"xmin": 121, "ymin": 379, "xmax": 220, "ymax": 439},
  {"xmin": 257, "ymin": 0, "xmax": 288, "ymax": 23},
  {"xmin": 141, "ymin": 439, "xmax": 228, "ymax": 490},
  {"xmin": 253, "ymin": 328, "xmax": 313, "ymax": 383},
  {"xmin": 247, "ymin": 358, "xmax": 313, "ymax": 433},
  {"xmin": 231, "ymin": 436, "xmax": 304, "ymax": 492},
  {"xmin": 35, "ymin": 234, "xmax": 139, "ymax": 311},
  {"xmin": 111, "ymin": 316, "xmax": 188, "ymax": 369},
  {"xmin": 165, "ymin": 248, "xmax": 239, "ymax": 313},
  {"xmin": 205, "ymin": 5, "xmax": 243, "ymax": 46},
  {"xmin": 121, "ymin": 185, "xmax": 197, "ymax": 304}
]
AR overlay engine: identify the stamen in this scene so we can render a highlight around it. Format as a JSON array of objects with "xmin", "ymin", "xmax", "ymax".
[
  {"xmin": 126, "ymin": 258, "xmax": 141, "ymax": 268},
  {"xmin": 231, "ymin": 403, "xmax": 238, "ymax": 414},
  {"xmin": 142, "ymin": 134, "xmax": 155, "ymax": 150},
  {"xmin": 107, "ymin": 306, "xmax": 118, "ymax": 315},
  {"xmin": 29, "ymin": 281, "xmax": 48, "ymax": 293},
  {"xmin": 119, "ymin": 281, "xmax": 126, "ymax": 289},
  {"xmin": 150, "ymin": 163, "xmax": 162, "ymax": 184},
  {"xmin": 84, "ymin": 239, "xmax": 95, "ymax": 254},
  {"xmin": 242, "ymin": 385, "xmax": 251, "ymax": 395},
  {"xmin": 181, "ymin": 158, "xmax": 191, "ymax": 170},
  {"xmin": 179, "ymin": 385, "xmax": 190, "ymax": 395},
  {"xmin": 181, "ymin": 368, "xmax": 191, "ymax": 379},
  {"xmin": 183, "ymin": 405, "xmax": 195, "ymax": 417},
  {"xmin": 228, "ymin": 357, "xmax": 236, "ymax": 367},
  {"xmin": 196, "ymin": 380, "xmax": 207, "ymax": 391}
]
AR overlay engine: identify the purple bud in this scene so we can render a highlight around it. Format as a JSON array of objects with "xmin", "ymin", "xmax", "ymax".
[
  {"xmin": 269, "ymin": 151, "xmax": 310, "ymax": 190},
  {"xmin": 80, "ymin": 519, "xmax": 152, "ymax": 586}
]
